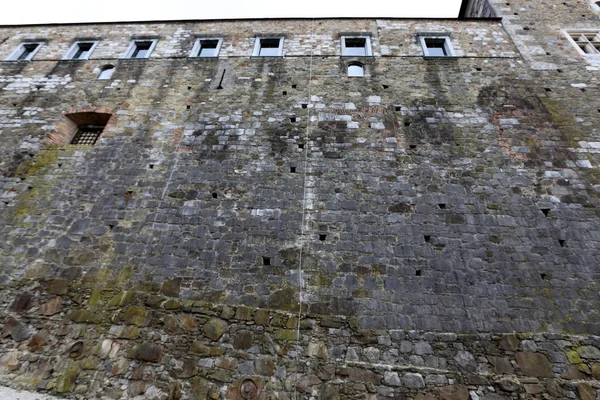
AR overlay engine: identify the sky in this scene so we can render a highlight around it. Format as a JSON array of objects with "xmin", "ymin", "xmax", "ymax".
[{"xmin": 1, "ymin": 0, "xmax": 463, "ymax": 25}]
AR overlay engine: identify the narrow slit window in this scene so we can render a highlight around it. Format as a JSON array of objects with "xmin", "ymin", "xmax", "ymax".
[
  {"xmin": 8, "ymin": 42, "xmax": 43, "ymax": 61},
  {"xmin": 254, "ymin": 37, "xmax": 284, "ymax": 57},
  {"xmin": 71, "ymin": 125, "xmax": 105, "ymax": 145}
]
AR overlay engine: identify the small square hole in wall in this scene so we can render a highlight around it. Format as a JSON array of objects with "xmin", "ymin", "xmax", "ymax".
[
  {"xmin": 415, "ymin": 270, "xmax": 422, "ymax": 276},
  {"xmin": 283, "ymin": 91, "xmax": 287, "ymax": 95},
  {"xmin": 409, "ymin": 144, "xmax": 417, "ymax": 150},
  {"xmin": 292, "ymin": 84, "xmax": 297, "ymax": 89},
  {"xmin": 581, "ymin": 88, "xmax": 586, "ymax": 92},
  {"xmin": 212, "ymin": 192, "xmax": 218, "ymax": 199},
  {"xmin": 395, "ymin": 106, "xmax": 401, "ymax": 111},
  {"xmin": 290, "ymin": 167, "xmax": 296, "ymax": 173},
  {"xmin": 541, "ymin": 208, "xmax": 550, "ymax": 216},
  {"xmin": 546, "ymin": 52, "xmax": 551, "ymax": 55},
  {"xmin": 188, "ymin": 86, "xmax": 192, "ymax": 90},
  {"xmin": 301, "ymin": 103, "xmax": 307, "ymax": 109},
  {"xmin": 559, "ymin": 239, "xmax": 566, "ymax": 247},
  {"xmin": 404, "ymin": 121, "xmax": 411, "ymax": 127},
  {"xmin": 523, "ymin": 27, "xmax": 530, "ymax": 31},
  {"xmin": 186, "ymin": 105, "xmax": 190, "ymax": 109},
  {"xmin": 475, "ymin": 67, "xmax": 482, "ymax": 71},
  {"xmin": 438, "ymin": 204, "xmax": 446, "ymax": 209},
  {"xmin": 424, "ymin": 235, "xmax": 431, "ymax": 243},
  {"xmin": 319, "ymin": 234, "xmax": 327, "ymax": 241},
  {"xmin": 262, "ymin": 256, "xmax": 271, "ymax": 265},
  {"xmin": 298, "ymin": 143, "xmax": 304, "ymax": 149},
  {"xmin": 382, "ymin": 85, "xmax": 389, "ymax": 89},
  {"xmin": 545, "ymin": 88, "xmax": 552, "ymax": 92},
  {"xmin": 290, "ymin": 117, "xmax": 296, "ymax": 123},
  {"xmin": 149, "ymin": 164, "xmax": 155, "ymax": 169},
  {"xmin": 540, "ymin": 273, "xmax": 549, "ymax": 280},
  {"xmin": 557, "ymin": 69, "xmax": 562, "ymax": 73}
]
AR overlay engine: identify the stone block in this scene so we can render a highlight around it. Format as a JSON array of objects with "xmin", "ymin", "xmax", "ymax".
[{"xmin": 515, "ymin": 352, "xmax": 553, "ymax": 377}]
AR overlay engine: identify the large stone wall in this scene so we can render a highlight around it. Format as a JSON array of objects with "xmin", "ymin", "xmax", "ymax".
[{"xmin": 0, "ymin": 12, "xmax": 599, "ymax": 399}]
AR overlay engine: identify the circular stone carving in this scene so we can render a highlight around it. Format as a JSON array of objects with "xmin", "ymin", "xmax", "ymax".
[{"xmin": 240, "ymin": 379, "xmax": 258, "ymax": 400}]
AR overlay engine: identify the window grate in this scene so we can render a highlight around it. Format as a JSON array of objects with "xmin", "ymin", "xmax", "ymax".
[
  {"xmin": 567, "ymin": 31, "xmax": 600, "ymax": 54},
  {"xmin": 71, "ymin": 126, "xmax": 104, "ymax": 145}
]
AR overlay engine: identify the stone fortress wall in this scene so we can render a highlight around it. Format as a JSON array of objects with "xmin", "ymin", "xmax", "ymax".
[{"xmin": 0, "ymin": 0, "xmax": 599, "ymax": 398}]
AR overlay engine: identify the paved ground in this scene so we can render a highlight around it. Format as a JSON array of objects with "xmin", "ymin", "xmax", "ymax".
[{"xmin": 0, "ymin": 387, "xmax": 60, "ymax": 399}]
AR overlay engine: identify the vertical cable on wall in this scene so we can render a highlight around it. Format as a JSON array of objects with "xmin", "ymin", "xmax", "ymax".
[{"xmin": 293, "ymin": 17, "xmax": 316, "ymax": 400}]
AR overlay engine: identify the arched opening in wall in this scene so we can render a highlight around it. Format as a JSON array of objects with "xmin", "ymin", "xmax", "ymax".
[
  {"xmin": 347, "ymin": 62, "xmax": 365, "ymax": 77},
  {"xmin": 66, "ymin": 112, "xmax": 112, "ymax": 145},
  {"xmin": 97, "ymin": 65, "xmax": 115, "ymax": 80}
]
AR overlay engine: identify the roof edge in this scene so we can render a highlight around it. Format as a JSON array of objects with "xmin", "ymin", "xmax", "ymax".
[{"xmin": 0, "ymin": 15, "xmax": 502, "ymax": 29}]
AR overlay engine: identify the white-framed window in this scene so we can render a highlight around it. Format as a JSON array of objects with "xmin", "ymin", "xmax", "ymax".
[
  {"xmin": 341, "ymin": 36, "xmax": 372, "ymax": 56},
  {"xmin": 98, "ymin": 64, "xmax": 115, "ymax": 80},
  {"xmin": 64, "ymin": 41, "xmax": 99, "ymax": 60},
  {"xmin": 190, "ymin": 38, "xmax": 223, "ymax": 57},
  {"xmin": 419, "ymin": 35, "xmax": 455, "ymax": 57},
  {"xmin": 347, "ymin": 62, "xmax": 365, "ymax": 77},
  {"xmin": 252, "ymin": 37, "xmax": 284, "ymax": 57},
  {"xmin": 6, "ymin": 42, "xmax": 44, "ymax": 61},
  {"xmin": 123, "ymin": 39, "xmax": 158, "ymax": 59},
  {"xmin": 565, "ymin": 30, "xmax": 600, "ymax": 56}
]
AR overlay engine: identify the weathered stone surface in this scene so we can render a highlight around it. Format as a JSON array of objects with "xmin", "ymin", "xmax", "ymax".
[
  {"xmin": 499, "ymin": 335, "xmax": 519, "ymax": 351},
  {"xmin": 2, "ymin": 316, "xmax": 30, "ymax": 342},
  {"xmin": 203, "ymin": 319, "xmax": 227, "ymax": 341},
  {"xmin": 454, "ymin": 350, "xmax": 477, "ymax": 373},
  {"xmin": 515, "ymin": 352, "xmax": 553, "ymax": 377},
  {"xmin": 233, "ymin": 330, "xmax": 253, "ymax": 350},
  {"xmin": 488, "ymin": 356, "xmax": 513, "ymax": 374},
  {"xmin": 577, "ymin": 383, "xmax": 597, "ymax": 400},
  {"xmin": 130, "ymin": 343, "xmax": 163, "ymax": 362},
  {"xmin": 576, "ymin": 346, "xmax": 600, "ymax": 360},
  {"xmin": 10, "ymin": 291, "xmax": 34, "ymax": 313},
  {"xmin": 40, "ymin": 297, "xmax": 62, "ymax": 316},
  {"xmin": 383, "ymin": 371, "xmax": 401, "ymax": 386},
  {"xmin": 438, "ymin": 385, "xmax": 469, "ymax": 400},
  {"xmin": 403, "ymin": 373, "xmax": 425, "ymax": 389}
]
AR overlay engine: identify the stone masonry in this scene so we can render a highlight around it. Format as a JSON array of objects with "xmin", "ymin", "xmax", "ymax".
[{"xmin": 0, "ymin": 1, "xmax": 599, "ymax": 398}]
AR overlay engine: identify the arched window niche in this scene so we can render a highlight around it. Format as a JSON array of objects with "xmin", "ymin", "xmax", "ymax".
[
  {"xmin": 97, "ymin": 64, "xmax": 115, "ymax": 80},
  {"xmin": 347, "ymin": 62, "xmax": 365, "ymax": 77}
]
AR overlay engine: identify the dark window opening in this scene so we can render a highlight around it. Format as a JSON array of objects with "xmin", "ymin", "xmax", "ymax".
[
  {"xmin": 291, "ymin": 84, "xmax": 297, "ymax": 89},
  {"xmin": 72, "ymin": 42, "xmax": 94, "ymax": 60},
  {"xmin": 298, "ymin": 143, "xmax": 304, "ymax": 149},
  {"xmin": 438, "ymin": 204, "xmax": 446, "ymax": 209},
  {"xmin": 131, "ymin": 41, "xmax": 152, "ymax": 58},
  {"xmin": 301, "ymin": 103, "xmax": 307, "ymax": 109},
  {"xmin": 344, "ymin": 37, "xmax": 367, "ymax": 56},
  {"xmin": 409, "ymin": 144, "xmax": 417, "ymax": 149},
  {"xmin": 424, "ymin": 235, "xmax": 431, "ymax": 243},
  {"xmin": 290, "ymin": 117, "xmax": 296, "ymax": 123},
  {"xmin": 395, "ymin": 106, "xmax": 401, "ymax": 111},
  {"xmin": 415, "ymin": 270, "xmax": 422, "ymax": 276},
  {"xmin": 559, "ymin": 239, "xmax": 566, "ymax": 247},
  {"xmin": 541, "ymin": 273, "xmax": 548, "ymax": 280},
  {"xmin": 212, "ymin": 192, "xmax": 218, "ymax": 199},
  {"xmin": 17, "ymin": 43, "xmax": 40, "ymax": 60},
  {"xmin": 71, "ymin": 125, "xmax": 104, "ymax": 145},
  {"xmin": 262, "ymin": 256, "xmax": 271, "ymax": 265},
  {"xmin": 283, "ymin": 91, "xmax": 287, "ymax": 95},
  {"xmin": 319, "ymin": 234, "xmax": 327, "ymax": 241},
  {"xmin": 290, "ymin": 167, "xmax": 296, "ymax": 173},
  {"xmin": 198, "ymin": 39, "xmax": 220, "ymax": 57},
  {"xmin": 541, "ymin": 208, "xmax": 550, "ymax": 216},
  {"xmin": 424, "ymin": 38, "xmax": 447, "ymax": 56},
  {"xmin": 258, "ymin": 38, "xmax": 281, "ymax": 56}
]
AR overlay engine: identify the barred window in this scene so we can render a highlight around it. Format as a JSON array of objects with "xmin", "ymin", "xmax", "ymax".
[
  {"xmin": 566, "ymin": 31, "xmax": 600, "ymax": 54},
  {"xmin": 70, "ymin": 125, "xmax": 104, "ymax": 145}
]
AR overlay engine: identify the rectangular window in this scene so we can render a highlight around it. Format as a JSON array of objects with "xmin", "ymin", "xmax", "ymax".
[
  {"xmin": 70, "ymin": 125, "xmax": 104, "ymax": 145},
  {"xmin": 565, "ymin": 31, "xmax": 600, "ymax": 55},
  {"xmin": 190, "ymin": 38, "xmax": 223, "ymax": 57},
  {"xmin": 253, "ymin": 37, "xmax": 284, "ymax": 57},
  {"xmin": 123, "ymin": 39, "xmax": 158, "ymax": 59},
  {"xmin": 342, "ymin": 37, "xmax": 372, "ymax": 56},
  {"xmin": 419, "ymin": 35, "xmax": 455, "ymax": 57},
  {"xmin": 7, "ymin": 42, "xmax": 43, "ymax": 61},
  {"xmin": 64, "ymin": 41, "xmax": 98, "ymax": 60}
]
